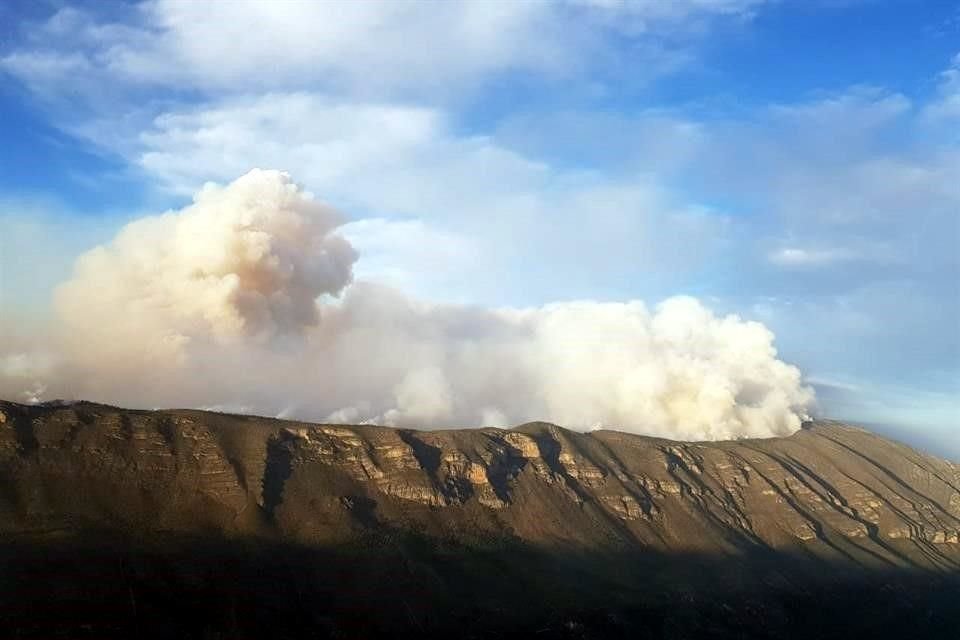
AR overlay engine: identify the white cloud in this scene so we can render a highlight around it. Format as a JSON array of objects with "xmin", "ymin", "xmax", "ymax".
[
  {"xmin": 71, "ymin": 91, "xmax": 728, "ymax": 304},
  {"xmin": 129, "ymin": 93, "xmax": 445, "ymax": 198},
  {"xmin": 688, "ymin": 84, "xmax": 960, "ymax": 285},
  {"xmin": 767, "ymin": 247, "xmax": 857, "ymax": 268},
  {"xmin": 923, "ymin": 52, "xmax": 960, "ymax": 126},
  {"xmin": 340, "ymin": 218, "xmax": 480, "ymax": 301},
  {"xmin": 0, "ymin": 0, "xmax": 756, "ymax": 309},
  {"xmin": 1, "ymin": 1, "xmax": 765, "ymax": 100},
  {"xmin": 766, "ymin": 88, "xmax": 911, "ymax": 139},
  {"xmin": 124, "ymin": 0, "xmax": 564, "ymax": 93}
]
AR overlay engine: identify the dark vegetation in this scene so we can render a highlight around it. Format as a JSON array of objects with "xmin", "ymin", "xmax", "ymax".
[{"xmin": 2, "ymin": 530, "xmax": 958, "ymax": 639}]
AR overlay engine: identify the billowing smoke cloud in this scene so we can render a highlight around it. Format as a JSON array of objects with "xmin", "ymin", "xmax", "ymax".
[
  {"xmin": 0, "ymin": 170, "xmax": 814, "ymax": 440},
  {"xmin": 55, "ymin": 169, "xmax": 357, "ymax": 367}
]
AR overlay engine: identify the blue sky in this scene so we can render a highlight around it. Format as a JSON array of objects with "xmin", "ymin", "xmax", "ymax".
[{"xmin": 0, "ymin": 0, "xmax": 958, "ymax": 456}]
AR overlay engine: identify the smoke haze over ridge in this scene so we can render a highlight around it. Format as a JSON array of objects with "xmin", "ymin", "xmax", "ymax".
[{"xmin": 0, "ymin": 169, "xmax": 814, "ymax": 441}]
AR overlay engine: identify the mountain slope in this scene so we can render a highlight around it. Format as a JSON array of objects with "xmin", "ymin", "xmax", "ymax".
[{"xmin": 1, "ymin": 399, "xmax": 958, "ymax": 638}]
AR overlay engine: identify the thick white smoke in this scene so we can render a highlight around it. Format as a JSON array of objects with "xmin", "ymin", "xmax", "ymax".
[
  {"xmin": 0, "ymin": 170, "xmax": 813, "ymax": 440},
  {"xmin": 55, "ymin": 169, "xmax": 356, "ymax": 368}
]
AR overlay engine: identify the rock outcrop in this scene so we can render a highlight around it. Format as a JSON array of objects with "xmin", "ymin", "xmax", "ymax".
[{"xmin": 1, "ymin": 400, "xmax": 957, "ymax": 570}]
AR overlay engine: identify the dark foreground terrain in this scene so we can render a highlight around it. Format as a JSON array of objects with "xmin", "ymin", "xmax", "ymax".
[{"xmin": 1, "ymin": 400, "xmax": 958, "ymax": 638}]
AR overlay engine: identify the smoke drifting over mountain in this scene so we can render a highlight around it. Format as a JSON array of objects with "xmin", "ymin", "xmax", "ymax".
[{"xmin": 0, "ymin": 170, "xmax": 813, "ymax": 440}]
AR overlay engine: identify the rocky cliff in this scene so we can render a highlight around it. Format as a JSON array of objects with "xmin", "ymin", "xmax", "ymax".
[
  {"xmin": 1, "ymin": 399, "xmax": 958, "ymax": 638},
  {"xmin": 3, "ymin": 399, "xmax": 958, "ymax": 565}
]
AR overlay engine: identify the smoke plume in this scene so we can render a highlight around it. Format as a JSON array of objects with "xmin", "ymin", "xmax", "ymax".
[{"xmin": 0, "ymin": 170, "xmax": 813, "ymax": 440}]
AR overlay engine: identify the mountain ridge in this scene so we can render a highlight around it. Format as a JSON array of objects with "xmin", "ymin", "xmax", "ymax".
[
  {"xmin": 2, "ymin": 398, "xmax": 958, "ymax": 563},
  {"xmin": 2, "ymin": 398, "xmax": 959, "ymax": 638}
]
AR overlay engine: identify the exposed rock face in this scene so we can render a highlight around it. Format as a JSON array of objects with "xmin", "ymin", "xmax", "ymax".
[
  {"xmin": 1, "ymin": 400, "xmax": 957, "ymax": 570},
  {"xmin": 2, "ymin": 399, "xmax": 959, "ymax": 639}
]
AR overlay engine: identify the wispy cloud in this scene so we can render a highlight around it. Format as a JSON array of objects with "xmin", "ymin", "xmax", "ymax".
[
  {"xmin": 767, "ymin": 247, "xmax": 858, "ymax": 268},
  {"xmin": 2, "ymin": 0, "xmax": 766, "ymax": 103}
]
